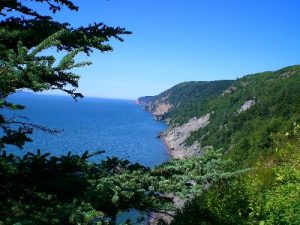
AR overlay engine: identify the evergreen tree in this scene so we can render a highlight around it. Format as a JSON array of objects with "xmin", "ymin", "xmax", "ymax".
[{"xmin": 0, "ymin": 0, "xmax": 131, "ymax": 149}]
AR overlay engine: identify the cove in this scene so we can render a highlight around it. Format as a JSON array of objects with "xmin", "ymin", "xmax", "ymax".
[{"xmin": 5, "ymin": 93, "xmax": 170, "ymax": 168}]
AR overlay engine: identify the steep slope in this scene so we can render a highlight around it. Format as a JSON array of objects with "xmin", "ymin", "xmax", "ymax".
[
  {"xmin": 138, "ymin": 80, "xmax": 234, "ymax": 122},
  {"xmin": 138, "ymin": 80, "xmax": 235, "ymax": 158},
  {"xmin": 140, "ymin": 65, "xmax": 300, "ymax": 163},
  {"xmin": 140, "ymin": 65, "xmax": 300, "ymax": 224}
]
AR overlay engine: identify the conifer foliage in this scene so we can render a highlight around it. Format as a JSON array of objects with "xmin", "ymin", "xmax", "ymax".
[{"xmin": 0, "ymin": 0, "xmax": 131, "ymax": 149}]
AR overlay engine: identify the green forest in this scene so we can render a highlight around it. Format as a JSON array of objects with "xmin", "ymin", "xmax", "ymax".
[
  {"xmin": 1, "ymin": 1, "xmax": 300, "ymax": 225},
  {"xmin": 142, "ymin": 65, "xmax": 300, "ymax": 224}
]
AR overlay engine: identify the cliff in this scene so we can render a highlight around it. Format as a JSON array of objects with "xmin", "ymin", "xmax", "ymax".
[
  {"xmin": 161, "ymin": 114, "xmax": 210, "ymax": 159},
  {"xmin": 139, "ymin": 65, "xmax": 300, "ymax": 225},
  {"xmin": 138, "ymin": 65, "xmax": 300, "ymax": 161},
  {"xmin": 138, "ymin": 80, "xmax": 234, "ymax": 158}
]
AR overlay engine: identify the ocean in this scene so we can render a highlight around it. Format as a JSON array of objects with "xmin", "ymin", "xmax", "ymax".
[{"xmin": 4, "ymin": 93, "xmax": 169, "ymax": 167}]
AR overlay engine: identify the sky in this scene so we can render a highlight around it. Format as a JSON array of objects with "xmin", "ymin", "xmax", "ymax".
[{"xmin": 24, "ymin": 0, "xmax": 300, "ymax": 99}]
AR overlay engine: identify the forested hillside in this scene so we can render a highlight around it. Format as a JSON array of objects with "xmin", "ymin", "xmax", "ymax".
[
  {"xmin": 138, "ymin": 80, "xmax": 234, "ymax": 122},
  {"xmin": 140, "ymin": 65, "xmax": 300, "ymax": 224},
  {"xmin": 141, "ymin": 65, "xmax": 300, "ymax": 163},
  {"xmin": 2, "ymin": 0, "xmax": 299, "ymax": 224}
]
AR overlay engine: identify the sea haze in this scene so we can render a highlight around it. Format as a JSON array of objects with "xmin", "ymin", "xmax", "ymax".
[{"xmin": 5, "ymin": 93, "xmax": 169, "ymax": 167}]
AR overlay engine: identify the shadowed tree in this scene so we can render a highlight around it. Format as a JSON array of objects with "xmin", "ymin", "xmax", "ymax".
[{"xmin": 0, "ymin": 0, "xmax": 131, "ymax": 150}]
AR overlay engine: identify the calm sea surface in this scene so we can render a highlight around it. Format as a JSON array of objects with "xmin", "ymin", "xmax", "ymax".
[{"xmin": 5, "ymin": 93, "xmax": 169, "ymax": 167}]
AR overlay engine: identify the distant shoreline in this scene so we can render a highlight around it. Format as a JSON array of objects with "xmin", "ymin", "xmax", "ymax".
[
  {"xmin": 138, "ymin": 104, "xmax": 187, "ymax": 159},
  {"xmin": 139, "ymin": 101, "xmax": 207, "ymax": 160},
  {"xmin": 11, "ymin": 92, "xmax": 135, "ymax": 102},
  {"xmin": 160, "ymin": 134, "xmax": 184, "ymax": 159}
]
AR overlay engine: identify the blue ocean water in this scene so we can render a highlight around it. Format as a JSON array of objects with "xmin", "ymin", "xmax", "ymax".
[{"xmin": 5, "ymin": 93, "xmax": 169, "ymax": 167}]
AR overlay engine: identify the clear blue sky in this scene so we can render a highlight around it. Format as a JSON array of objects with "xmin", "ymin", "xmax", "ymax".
[{"xmin": 27, "ymin": 0, "xmax": 300, "ymax": 99}]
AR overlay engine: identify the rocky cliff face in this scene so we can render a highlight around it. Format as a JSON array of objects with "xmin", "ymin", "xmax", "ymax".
[
  {"xmin": 136, "ymin": 96, "xmax": 155, "ymax": 105},
  {"xmin": 238, "ymin": 99, "xmax": 255, "ymax": 113},
  {"xmin": 138, "ymin": 95, "xmax": 209, "ymax": 159},
  {"xmin": 138, "ymin": 95, "xmax": 172, "ymax": 119},
  {"xmin": 149, "ymin": 102, "xmax": 172, "ymax": 117},
  {"xmin": 137, "ymin": 80, "xmax": 236, "ymax": 159},
  {"xmin": 141, "ymin": 65, "xmax": 300, "ymax": 224},
  {"xmin": 161, "ymin": 113, "xmax": 210, "ymax": 159}
]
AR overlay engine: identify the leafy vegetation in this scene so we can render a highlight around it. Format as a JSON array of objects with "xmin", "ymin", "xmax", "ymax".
[
  {"xmin": 171, "ymin": 122, "xmax": 300, "ymax": 225},
  {"xmin": 0, "ymin": 147, "xmax": 239, "ymax": 224},
  {"xmin": 0, "ymin": 150, "xmax": 150, "ymax": 224},
  {"xmin": 142, "ymin": 65, "xmax": 300, "ymax": 224},
  {"xmin": 144, "ymin": 65, "xmax": 300, "ymax": 163},
  {"xmin": 0, "ymin": 0, "xmax": 130, "ymax": 150},
  {"xmin": 184, "ymin": 66, "xmax": 300, "ymax": 164},
  {"xmin": 1, "ymin": 1, "xmax": 300, "ymax": 224},
  {"xmin": 139, "ymin": 80, "xmax": 234, "ymax": 124},
  {"xmin": 0, "ymin": 2, "xmax": 246, "ymax": 224}
]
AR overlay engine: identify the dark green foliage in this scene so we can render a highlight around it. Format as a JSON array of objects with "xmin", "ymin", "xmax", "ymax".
[
  {"xmin": 0, "ymin": 148, "xmax": 240, "ymax": 224},
  {"xmin": 0, "ymin": 148, "xmax": 155, "ymax": 224},
  {"xmin": 139, "ymin": 80, "xmax": 234, "ymax": 125},
  {"xmin": 146, "ymin": 65, "xmax": 300, "ymax": 164},
  {"xmin": 142, "ymin": 65, "xmax": 300, "ymax": 224},
  {"xmin": 172, "ymin": 179, "xmax": 250, "ymax": 225},
  {"xmin": 1, "ymin": 1, "xmax": 300, "ymax": 224},
  {"xmin": 0, "ymin": 0, "xmax": 129, "ymax": 55},
  {"xmin": 189, "ymin": 66, "xmax": 300, "ymax": 164},
  {"xmin": 172, "ymin": 123, "xmax": 300, "ymax": 225},
  {"xmin": 165, "ymin": 81, "xmax": 234, "ymax": 124},
  {"xmin": 0, "ymin": 0, "xmax": 131, "ymax": 150}
]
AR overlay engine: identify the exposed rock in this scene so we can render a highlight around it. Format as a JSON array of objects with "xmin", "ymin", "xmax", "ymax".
[
  {"xmin": 161, "ymin": 114, "xmax": 210, "ymax": 159},
  {"xmin": 238, "ymin": 99, "xmax": 255, "ymax": 113},
  {"xmin": 139, "ymin": 100, "xmax": 211, "ymax": 224},
  {"xmin": 160, "ymin": 95, "xmax": 169, "ymax": 102},
  {"xmin": 148, "ymin": 194, "xmax": 186, "ymax": 225},
  {"xmin": 186, "ymin": 180, "xmax": 197, "ymax": 187},
  {"xmin": 149, "ymin": 211, "xmax": 174, "ymax": 225},
  {"xmin": 136, "ymin": 96, "xmax": 155, "ymax": 105},
  {"xmin": 222, "ymin": 85, "xmax": 237, "ymax": 95},
  {"xmin": 279, "ymin": 70, "xmax": 296, "ymax": 79},
  {"xmin": 138, "ymin": 95, "xmax": 173, "ymax": 118},
  {"xmin": 151, "ymin": 102, "xmax": 172, "ymax": 117},
  {"xmin": 240, "ymin": 81, "xmax": 251, "ymax": 86}
]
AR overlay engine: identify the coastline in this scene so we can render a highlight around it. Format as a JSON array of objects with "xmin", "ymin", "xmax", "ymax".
[
  {"xmin": 137, "ymin": 99, "xmax": 209, "ymax": 159},
  {"xmin": 141, "ymin": 105, "xmax": 206, "ymax": 224},
  {"xmin": 158, "ymin": 114, "xmax": 210, "ymax": 160},
  {"xmin": 160, "ymin": 134, "xmax": 187, "ymax": 159}
]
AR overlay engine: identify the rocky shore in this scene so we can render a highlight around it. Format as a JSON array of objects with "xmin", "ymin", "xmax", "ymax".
[
  {"xmin": 137, "ymin": 98, "xmax": 211, "ymax": 224},
  {"xmin": 160, "ymin": 114, "xmax": 210, "ymax": 159},
  {"xmin": 148, "ymin": 115, "xmax": 210, "ymax": 224},
  {"xmin": 137, "ymin": 96, "xmax": 210, "ymax": 159}
]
